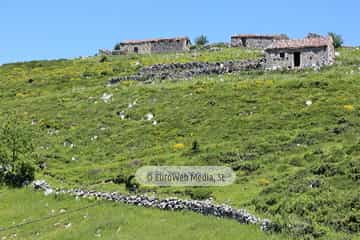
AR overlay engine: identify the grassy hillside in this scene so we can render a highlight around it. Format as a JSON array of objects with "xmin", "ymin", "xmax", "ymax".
[
  {"xmin": 1, "ymin": 47, "xmax": 360, "ymax": 239},
  {"xmin": 0, "ymin": 189, "xmax": 286, "ymax": 240}
]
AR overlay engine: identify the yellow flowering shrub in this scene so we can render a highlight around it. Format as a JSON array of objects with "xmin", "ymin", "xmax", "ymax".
[
  {"xmin": 344, "ymin": 105, "xmax": 354, "ymax": 111},
  {"xmin": 173, "ymin": 143, "xmax": 185, "ymax": 150},
  {"xmin": 257, "ymin": 178, "xmax": 271, "ymax": 186}
]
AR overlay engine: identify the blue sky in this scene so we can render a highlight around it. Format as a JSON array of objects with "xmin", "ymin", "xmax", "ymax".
[{"xmin": 1, "ymin": 0, "xmax": 358, "ymax": 64}]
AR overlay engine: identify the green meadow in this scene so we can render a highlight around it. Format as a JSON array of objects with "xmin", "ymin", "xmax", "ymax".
[{"xmin": 1, "ymin": 47, "xmax": 360, "ymax": 239}]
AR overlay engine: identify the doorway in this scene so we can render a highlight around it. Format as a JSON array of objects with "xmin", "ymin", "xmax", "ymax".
[
  {"xmin": 241, "ymin": 38, "xmax": 247, "ymax": 47},
  {"xmin": 134, "ymin": 47, "xmax": 139, "ymax": 53},
  {"xmin": 294, "ymin": 52, "xmax": 301, "ymax": 67}
]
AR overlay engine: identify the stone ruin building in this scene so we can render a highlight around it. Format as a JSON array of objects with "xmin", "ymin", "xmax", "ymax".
[
  {"xmin": 264, "ymin": 36, "xmax": 335, "ymax": 70},
  {"xmin": 117, "ymin": 36, "xmax": 191, "ymax": 55},
  {"xmin": 231, "ymin": 34, "xmax": 288, "ymax": 49}
]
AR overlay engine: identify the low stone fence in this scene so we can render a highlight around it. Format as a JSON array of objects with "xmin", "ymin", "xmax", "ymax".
[
  {"xmin": 32, "ymin": 180, "xmax": 271, "ymax": 231},
  {"xmin": 108, "ymin": 59, "xmax": 265, "ymax": 85},
  {"xmin": 98, "ymin": 49, "xmax": 125, "ymax": 56}
]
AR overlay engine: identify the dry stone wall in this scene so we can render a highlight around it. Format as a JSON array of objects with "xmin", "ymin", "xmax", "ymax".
[
  {"xmin": 108, "ymin": 59, "xmax": 265, "ymax": 85},
  {"xmin": 31, "ymin": 180, "xmax": 272, "ymax": 231}
]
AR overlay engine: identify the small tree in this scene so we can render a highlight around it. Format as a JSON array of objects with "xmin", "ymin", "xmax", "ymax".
[
  {"xmin": 328, "ymin": 32, "xmax": 343, "ymax": 48},
  {"xmin": 114, "ymin": 43, "xmax": 121, "ymax": 50},
  {"xmin": 195, "ymin": 35, "xmax": 209, "ymax": 46},
  {"xmin": 0, "ymin": 114, "xmax": 35, "ymax": 187}
]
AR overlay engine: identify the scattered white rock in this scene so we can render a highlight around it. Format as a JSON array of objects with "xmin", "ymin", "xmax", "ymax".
[
  {"xmin": 100, "ymin": 93, "xmax": 113, "ymax": 103},
  {"xmin": 128, "ymin": 100, "xmax": 138, "ymax": 109},
  {"xmin": 31, "ymin": 120, "xmax": 37, "ymax": 125},
  {"xmin": 71, "ymin": 156, "xmax": 77, "ymax": 161},
  {"xmin": 305, "ymin": 100, "xmax": 313, "ymax": 106},
  {"xmin": 63, "ymin": 140, "xmax": 72, "ymax": 147},
  {"xmin": 152, "ymin": 120, "xmax": 158, "ymax": 126},
  {"xmin": 335, "ymin": 52, "xmax": 340, "ymax": 57},
  {"xmin": 64, "ymin": 223, "xmax": 72, "ymax": 229},
  {"xmin": 117, "ymin": 111, "xmax": 126, "ymax": 120},
  {"xmin": 145, "ymin": 113, "xmax": 154, "ymax": 121},
  {"xmin": 44, "ymin": 188, "xmax": 54, "ymax": 196},
  {"xmin": 312, "ymin": 64, "xmax": 321, "ymax": 71},
  {"xmin": 59, "ymin": 209, "xmax": 66, "ymax": 213},
  {"xmin": 32, "ymin": 180, "xmax": 52, "ymax": 192},
  {"xmin": 91, "ymin": 136, "xmax": 98, "ymax": 141},
  {"xmin": 48, "ymin": 129, "xmax": 59, "ymax": 136},
  {"xmin": 63, "ymin": 140, "xmax": 75, "ymax": 148}
]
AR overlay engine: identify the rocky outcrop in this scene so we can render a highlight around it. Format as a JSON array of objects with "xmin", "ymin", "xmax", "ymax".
[
  {"xmin": 108, "ymin": 59, "xmax": 265, "ymax": 85},
  {"xmin": 32, "ymin": 180, "xmax": 271, "ymax": 231}
]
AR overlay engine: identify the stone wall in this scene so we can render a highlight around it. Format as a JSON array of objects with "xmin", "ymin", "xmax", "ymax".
[
  {"xmin": 231, "ymin": 36, "xmax": 285, "ymax": 49},
  {"xmin": 151, "ymin": 39, "xmax": 190, "ymax": 53},
  {"xmin": 244, "ymin": 38, "xmax": 278, "ymax": 49},
  {"xmin": 108, "ymin": 59, "xmax": 265, "ymax": 85},
  {"xmin": 120, "ymin": 39, "xmax": 190, "ymax": 55},
  {"xmin": 265, "ymin": 46, "xmax": 330, "ymax": 70},
  {"xmin": 231, "ymin": 37, "xmax": 245, "ymax": 47},
  {"xmin": 120, "ymin": 42, "xmax": 152, "ymax": 54},
  {"xmin": 31, "ymin": 180, "xmax": 271, "ymax": 231}
]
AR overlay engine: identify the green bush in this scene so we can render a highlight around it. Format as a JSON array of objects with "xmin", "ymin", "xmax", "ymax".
[
  {"xmin": 114, "ymin": 43, "xmax": 121, "ymax": 50},
  {"xmin": 231, "ymin": 162, "xmax": 260, "ymax": 173},
  {"xmin": 311, "ymin": 163, "xmax": 344, "ymax": 177},
  {"xmin": 112, "ymin": 173, "xmax": 127, "ymax": 184},
  {"xmin": 3, "ymin": 161, "xmax": 35, "ymax": 187},
  {"xmin": 348, "ymin": 160, "xmax": 360, "ymax": 181},
  {"xmin": 185, "ymin": 188, "xmax": 212, "ymax": 200},
  {"xmin": 99, "ymin": 56, "xmax": 108, "ymax": 63},
  {"xmin": 195, "ymin": 35, "xmax": 209, "ymax": 46},
  {"xmin": 328, "ymin": 32, "xmax": 343, "ymax": 48},
  {"xmin": 125, "ymin": 175, "xmax": 139, "ymax": 192},
  {"xmin": 0, "ymin": 114, "xmax": 35, "ymax": 187}
]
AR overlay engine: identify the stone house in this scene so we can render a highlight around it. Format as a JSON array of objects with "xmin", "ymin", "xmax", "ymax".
[
  {"xmin": 264, "ymin": 37, "xmax": 335, "ymax": 70},
  {"xmin": 231, "ymin": 34, "xmax": 288, "ymax": 49},
  {"xmin": 119, "ymin": 37, "xmax": 191, "ymax": 54}
]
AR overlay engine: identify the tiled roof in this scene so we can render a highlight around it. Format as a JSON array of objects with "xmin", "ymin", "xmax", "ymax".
[
  {"xmin": 121, "ymin": 37, "xmax": 190, "ymax": 45},
  {"xmin": 266, "ymin": 37, "xmax": 333, "ymax": 50},
  {"xmin": 231, "ymin": 34, "xmax": 287, "ymax": 40}
]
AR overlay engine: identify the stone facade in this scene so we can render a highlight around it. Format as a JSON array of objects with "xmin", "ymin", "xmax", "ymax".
[
  {"xmin": 264, "ymin": 37, "xmax": 335, "ymax": 70},
  {"xmin": 231, "ymin": 34, "xmax": 288, "ymax": 49},
  {"xmin": 119, "ymin": 37, "xmax": 191, "ymax": 54}
]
